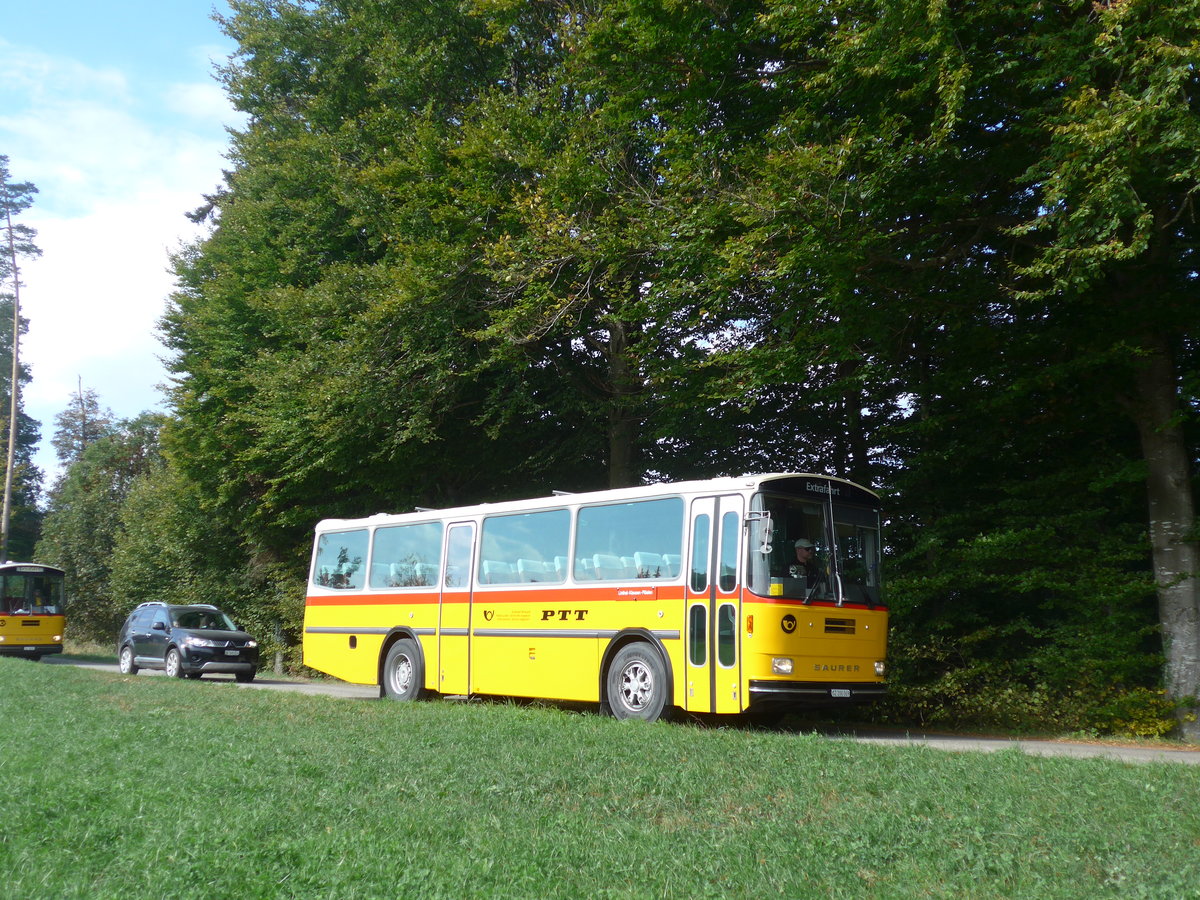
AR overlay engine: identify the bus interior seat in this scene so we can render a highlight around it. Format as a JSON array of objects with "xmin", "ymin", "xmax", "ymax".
[
  {"xmin": 517, "ymin": 559, "xmax": 549, "ymax": 582},
  {"xmin": 593, "ymin": 554, "xmax": 626, "ymax": 580},
  {"xmin": 633, "ymin": 551, "xmax": 663, "ymax": 578},
  {"xmin": 482, "ymin": 560, "xmax": 514, "ymax": 584}
]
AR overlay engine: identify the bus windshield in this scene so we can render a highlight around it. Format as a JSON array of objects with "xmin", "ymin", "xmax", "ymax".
[
  {"xmin": 747, "ymin": 491, "xmax": 883, "ymax": 606},
  {"xmin": 0, "ymin": 571, "xmax": 65, "ymax": 615}
]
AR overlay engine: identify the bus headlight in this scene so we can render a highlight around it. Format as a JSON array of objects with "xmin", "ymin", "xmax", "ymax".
[
  {"xmin": 771, "ymin": 657, "xmax": 794, "ymax": 675},
  {"xmin": 875, "ymin": 661, "xmax": 886, "ymax": 677}
]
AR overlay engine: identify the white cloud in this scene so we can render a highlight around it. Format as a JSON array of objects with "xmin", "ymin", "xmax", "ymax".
[
  {"xmin": 165, "ymin": 80, "xmax": 235, "ymax": 122},
  {"xmin": 0, "ymin": 39, "xmax": 240, "ymax": 483}
]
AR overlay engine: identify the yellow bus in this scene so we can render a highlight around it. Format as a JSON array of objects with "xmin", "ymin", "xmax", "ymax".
[
  {"xmin": 0, "ymin": 563, "xmax": 66, "ymax": 661},
  {"xmin": 303, "ymin": 474, "xmax": 886, "ymax": 721}
]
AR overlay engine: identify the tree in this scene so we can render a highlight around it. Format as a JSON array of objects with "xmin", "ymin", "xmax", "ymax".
[
  {"xmin": 50, "ymin": 384, "xmax": 116, "ymax": 468},
  {"xmin": 686, "ymin": 0, "xmax": 1198, "ymax": 734},
  {"xmin": 0, "ymin": 155, "xmax": 43, "ymax": 559},
  {"xmin": 36, "ymin": 414, "xmax": 164, "ymax": 641},
  {"xmin": 147, "ymin": 0, "xmax": 1194, "ymax": 730}
]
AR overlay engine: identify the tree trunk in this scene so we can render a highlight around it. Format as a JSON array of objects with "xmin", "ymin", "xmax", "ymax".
[
  {"xmin": 606, "ymin": 318, "xmax": 639, "ymax": 489},
  {"xmin": 1130, "ymin": 335, "xmax": 1200, "ymax": 740}
]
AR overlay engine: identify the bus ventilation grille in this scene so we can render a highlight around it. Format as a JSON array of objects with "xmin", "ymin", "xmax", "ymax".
[{"xmin": 824, "ymin": 618, "xmax": 856, "ymax": 634}]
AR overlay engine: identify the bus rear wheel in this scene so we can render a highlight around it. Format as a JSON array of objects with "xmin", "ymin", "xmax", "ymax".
[
  {"xmin": 606, "ymin": 643, "xmax": 671, "ymax": 722},
  {"xmin": 382, "ymin": 638, "xmax": 424, "ymax": 702}
]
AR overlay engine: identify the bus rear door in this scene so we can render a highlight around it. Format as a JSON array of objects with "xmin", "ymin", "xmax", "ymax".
[{"xmin": 438, "ymin": 522, "xmax": 475, "ymax": 695}]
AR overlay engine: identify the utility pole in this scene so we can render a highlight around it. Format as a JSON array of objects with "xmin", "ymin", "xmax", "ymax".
[{"xmin": 1, "ymin": 207, "xmax": 21, "ymax": 562}]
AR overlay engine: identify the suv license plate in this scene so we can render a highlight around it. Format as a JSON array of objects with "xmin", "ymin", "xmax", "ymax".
[
  {"xmin": 224, "ymin": 650, "xmax": 240, "ymax": 656},
  {"xmin": 830, "ymin": 688, "xmax": 851, "ymax": 699}
]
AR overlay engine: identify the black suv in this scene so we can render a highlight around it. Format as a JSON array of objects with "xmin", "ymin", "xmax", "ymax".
[{"xmin": 117, "ymin": 602, "xmax": 259, "ymax": 682}]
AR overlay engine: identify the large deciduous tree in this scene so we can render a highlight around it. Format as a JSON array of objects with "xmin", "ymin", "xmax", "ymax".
[
  {"xmin": 151, "ymin": 0, "xmax": 1194, "ymax": 730},
  {"xmin": 699, "ymin": 0, "xmax": 1198, "ymax": 734}
]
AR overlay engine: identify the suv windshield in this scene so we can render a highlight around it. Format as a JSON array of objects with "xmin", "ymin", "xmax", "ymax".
[
  {"xmin": 172, "ymin": 608, "xmax": 237, "ymax": 631},
  {"xmin": 747, "ymin": 491, "xmax": 883, "ymax": 606}
]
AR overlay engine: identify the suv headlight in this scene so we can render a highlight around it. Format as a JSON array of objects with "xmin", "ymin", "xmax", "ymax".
[{"xmin": 185, "ymin": 636, "xmax": 219, "ymax": 648}]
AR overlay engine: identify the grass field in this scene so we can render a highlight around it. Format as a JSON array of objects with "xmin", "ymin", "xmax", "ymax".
[{"xmin": 2, "ymin": 659, "xmax": 1199, "ymax": 899}]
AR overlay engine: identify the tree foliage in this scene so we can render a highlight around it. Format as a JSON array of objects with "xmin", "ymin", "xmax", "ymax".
[
  {"xmin": 50, "ymin": 386, "xmax": 116, "ymax": 468},
  {"xmin": 36, "ymin": 415, "xmax": 164, "ymax": 641},
  {"xmin": 47, "ymin": 1, "xmax": 1197, "ymax": 734}
]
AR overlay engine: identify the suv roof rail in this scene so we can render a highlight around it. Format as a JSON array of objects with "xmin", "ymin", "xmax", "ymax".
[{"xmin": 131, "ymin": 601, "xmax": 220, "ymax": 611}]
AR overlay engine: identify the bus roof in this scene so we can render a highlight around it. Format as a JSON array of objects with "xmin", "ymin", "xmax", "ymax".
[
  {"xmin": 0, "ymin": 562, "xmax": 66, "ymax": 575},
  {"xmin": 313, "ymin": 472, "xmax": 880, "ymax": 532}
]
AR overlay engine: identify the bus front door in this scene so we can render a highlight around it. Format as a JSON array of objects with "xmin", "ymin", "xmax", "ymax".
[
  {"xmin": 438, "ymin": 522, "xmax": 475, "ymax": 696},
  {"xmin": 684, "ymin": 495, "xmax": 744, "ymax": 715}
]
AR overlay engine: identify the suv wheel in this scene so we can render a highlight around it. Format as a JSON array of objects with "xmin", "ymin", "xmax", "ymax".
[
  {"xmin": 164, "ymin": 647, "xmax": 185, "ymax": 678},
  {"xmin": 118, "ymin": 645, "xmax": 138, "ymax": 675}
]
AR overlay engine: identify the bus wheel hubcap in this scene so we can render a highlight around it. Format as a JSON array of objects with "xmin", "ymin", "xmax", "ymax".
[
  {"xmin": 391, "ymin": 656, "xmax": 412, "ymax": 694},
  {"xmin": 621, "ymin": 662, "xmax": 652, "ymax": 710}
]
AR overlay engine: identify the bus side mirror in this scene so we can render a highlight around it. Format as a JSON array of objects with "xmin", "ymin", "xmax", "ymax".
[{"xmin": 746, "ymin": 510, "xmax": 772, "ymax": 555}]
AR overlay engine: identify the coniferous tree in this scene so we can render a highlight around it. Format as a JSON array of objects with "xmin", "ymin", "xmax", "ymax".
[
  {"xmin": 0, "ymin": 155, "xmax": 44, "ymax": 560},
  {"xmin": 50, "ymin": 385, "xmax": 116, "ymax": 468}
]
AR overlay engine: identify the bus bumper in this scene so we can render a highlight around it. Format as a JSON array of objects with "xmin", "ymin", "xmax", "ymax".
[
  {"xmin": 0, "ymin": 644, "xmax": 64, "ymax": 658},
  {"xmin": 748, "ymin": 679, "xmax": 886, "ymax": 706}
]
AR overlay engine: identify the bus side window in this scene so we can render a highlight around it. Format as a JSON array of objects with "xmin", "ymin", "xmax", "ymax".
[
  {"xmin": 312, "ymin": 530, "xmax": 368, "ymax": 590},
  {"xmin": 479, "ymin": 509, "xmax": 570, "ymax": 586},
  {"xmin": 690, "ymin": 515, "xmax": 711, "ymax": 593},
  {"xmin": 574, "ymin": 498, "xmax": 684, "ymax": 582},
  {"xmin": 370, "ymin": 522, "xmax": 443, "ymax": 588}
]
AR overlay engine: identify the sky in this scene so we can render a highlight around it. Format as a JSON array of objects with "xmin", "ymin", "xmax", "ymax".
[{"xmin": 0, "ymin": 1, "xmax": 242, "ymax": 483}]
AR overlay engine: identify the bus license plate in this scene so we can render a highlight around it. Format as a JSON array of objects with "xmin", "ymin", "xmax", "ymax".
[{"xmin": 830, "ymin": 688, "xmax": 851, "ymax": 699}]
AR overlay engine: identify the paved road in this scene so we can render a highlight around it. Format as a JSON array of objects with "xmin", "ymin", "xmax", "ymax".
[
  {"xmin": 827, "ymin": 728, "xmax": 1200, "ymax": 766},
  {"xmin": 50, "ymin": 658, "xmax": 1200, "ymax": 765},
  {"xmin": 49, "ymin": 658, "xmax": 379, "ymax": 700}
]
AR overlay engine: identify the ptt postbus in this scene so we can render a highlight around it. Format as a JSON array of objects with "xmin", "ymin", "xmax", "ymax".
[
  {"xmin": 0, "ymin": 563, "xmax": 66, "ymax": 660},
  {"xmin": 303, "ymin": 473, "xmax": 886, "ymax": 721}
]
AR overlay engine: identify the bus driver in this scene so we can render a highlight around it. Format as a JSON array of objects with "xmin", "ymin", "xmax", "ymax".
[{"xmin": 788, "ymin": 538, "xmax": 825, "ymax": 591}]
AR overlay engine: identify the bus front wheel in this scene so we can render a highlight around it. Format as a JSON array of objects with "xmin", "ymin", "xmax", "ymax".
[
  {"xmin": 382, "ymin": 639, "xmax": 424, "ymax": 702},
  {"xmin": 606, "ymin": 643, "xmax": 671, "ymax": 722}
]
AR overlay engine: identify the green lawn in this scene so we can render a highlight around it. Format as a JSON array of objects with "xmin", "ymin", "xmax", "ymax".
[{"xmin": 2, "ymin": 658, "xmax": 1198, "ymax": 899}]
